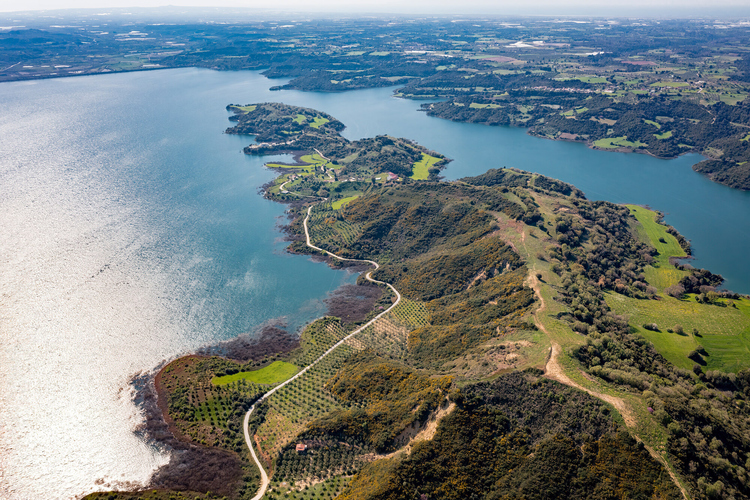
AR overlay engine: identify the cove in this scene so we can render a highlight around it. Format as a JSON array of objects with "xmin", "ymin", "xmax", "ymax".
[
  {"xmin": 0, "ymin": 67, "xmax": 748, "ymax": 500},
  {"xmin": 272, "ymin": 87, "xmax": 750, "ymax": 295}
]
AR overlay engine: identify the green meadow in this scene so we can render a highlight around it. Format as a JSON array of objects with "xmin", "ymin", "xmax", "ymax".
[
  {"xmin": 212, "ymin": 360, "xmax": 299, "ymax": 386},
  {"xmin": 607, "ymin": 293, "xmax": 750, "ymax": 372},
  {"xmin": 410, "ymin": 153, "xmax": 441, "ymax": 180},
  {"xmin": 649, "ymin": 81, "xmax": 689, "ymax": 88},
  {"xmin": 309, "ymin": 116, "xmax": 330, "ymax": 129},
  {"xmin": 593, "ymin": 136, "xmax": 646, "ymax": 149},
  {"xmin": 606, "ymin": 205, "xmax": 750, "ymax": 372},
  {"xmin": 332, "ymin": 195, "xmax": 360, "ymax": 210}
]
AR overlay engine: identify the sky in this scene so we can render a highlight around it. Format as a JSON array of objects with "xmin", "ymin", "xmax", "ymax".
[{"xmin": 1, "ymin": 0, "xmax": 750, "ymax": 17}]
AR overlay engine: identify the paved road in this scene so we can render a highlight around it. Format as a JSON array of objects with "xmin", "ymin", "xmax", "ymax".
[{"xmin": 243, "ymin": 204, "xmax": 402, "ymax": 500}]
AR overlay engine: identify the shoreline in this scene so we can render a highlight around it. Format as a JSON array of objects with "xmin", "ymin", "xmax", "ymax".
[{"xmin": 126, "ymin": 233, "xmax": 385, "ymax": 497}]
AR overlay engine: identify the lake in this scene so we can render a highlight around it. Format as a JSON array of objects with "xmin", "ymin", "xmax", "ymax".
[{"xmin": 1, "ymin": 67, "xmax": 748, "ymax": 499}]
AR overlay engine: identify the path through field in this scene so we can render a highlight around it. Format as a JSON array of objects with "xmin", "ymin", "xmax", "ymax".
[
  {"xmin": 242, "ymin": 204, "xmax": 402, "ymax": 500},
  {"xmin": 528, "ymin": 272, "xmax": 688, "ymax": 499}
]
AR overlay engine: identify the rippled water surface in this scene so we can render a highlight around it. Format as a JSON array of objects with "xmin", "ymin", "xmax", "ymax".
[
  {"xmin": 0, "ymin": 69, "xmax": 360, "ymax": 499},
  {"xmin": 2, "ymin": 67, "xmax": 749, "ymax": 500}
]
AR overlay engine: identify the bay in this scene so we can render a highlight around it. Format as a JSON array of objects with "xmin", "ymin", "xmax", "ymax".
[{"xmin": 0, "ymin": 67, "xmax": 748, "ymax": 499}]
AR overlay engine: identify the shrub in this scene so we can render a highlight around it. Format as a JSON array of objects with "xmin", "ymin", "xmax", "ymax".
[{"xmin": 665, "ymin": 284, "xmax": 685, "ymax": 298}]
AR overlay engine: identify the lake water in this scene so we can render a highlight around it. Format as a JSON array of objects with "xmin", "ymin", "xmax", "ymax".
[{"xmin": 1, "ymin": 67, "xmax": 748, "ymax": 499}]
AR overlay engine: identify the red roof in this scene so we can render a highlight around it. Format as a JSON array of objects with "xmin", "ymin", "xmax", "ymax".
[{"xmin": 295, "ymin": 443, "xmax": 307, "ymax": 452}]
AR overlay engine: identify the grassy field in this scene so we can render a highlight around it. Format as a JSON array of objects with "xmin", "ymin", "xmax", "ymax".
[
  {"xmin": 650, "ymin": 81, "xmax": 689, "ymax": 88},
  {"xmin": 654, "ymin": 130, "xmax": 673, "ymax": 140},
  {"xmin": 266, "ymin": 163, "xmax": 314, "ymax": 172},
  {"xmin": 606, "ymin": 205, "xmax": 750, "ymax": 372},
  {"xmin": 469, "ymin": 102, "xmax": 502, "ymax": 109},
  {"xmin": 212, "ymin": 360, "xmax": 299, "ymax": 386},
  {"xmin": 593, "ymin": 136, "xmax": 646, "ymax": 149},
  {"xmin": 410, "ymin": 153, "xmax": 441, "ymax": 180},
  {"xmin": 310, "ymin": 117, "xmax": 330, "ymax": 129},
  {"xmin": 644, "ymin": 119, "xmax": 661, "ymax": 129},
  {"xmin": 299, "ymin": 153, "xmax": 327, "ymax": 164},
  {"xmin": 332, "ymin": 195, "xmax": 360, "ymax": 210},
  {"xmin": 626, "ymin": 205, "xmax": 688, "ymax": 291},
  {"xmin": 607, "ymin": 293, "xmax": 750, "ymax": 372}
]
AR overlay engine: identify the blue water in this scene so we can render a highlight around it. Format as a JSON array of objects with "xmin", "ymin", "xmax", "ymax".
[{"xmin": 1, "ymin": 67, "xmax": 748, "ymax": 499}]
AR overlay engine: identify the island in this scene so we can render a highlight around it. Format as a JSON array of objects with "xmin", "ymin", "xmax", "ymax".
[{"xmin": 87, "ymin": 103, "xmax": 750, "ymax": 500}]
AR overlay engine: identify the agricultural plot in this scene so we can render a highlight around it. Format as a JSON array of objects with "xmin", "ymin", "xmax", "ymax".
[
  {"xmin": 346, "ymin": 299, "xmax": 427, "ymax": 362},
  {"xmin": 184, "ymin": 377, "xmax": 266, "ymax": 447},
  {"xmin": 331, "ymin": 195, "xmax": 359, "ymax": 210},
  {"xmin": 256, "ymin": 343, "xmax": 356, "ymax": 458},
  {"xmin": 389, "ymin": 298, "xmax": 429, "ymax": 329},
  {"xmin": 212, "ymin": 361, "xmax": 298, "ymax": 386},
  {"xmin": 607, "ymin": 205, "xmax": 750, "ymax": 372},
  {"xmin": 265, "ymin": 474, "xmax": 351, "ymax": 500},
  {"xmin": 293, "ymin": 317, "xmax": 352, "ymax": 368},
  {"xmin": 607, "ymin": 293, "xmax": 750, "ymax": 372},
  {"xmin": 307, "ymin": 204, "xmax": 363, "ymax": 251},
  {"xmin": 410, "ymin": 153, "xmax": 441, "ymax": 180},
  {"xmin": 593, "ymin": 136, "xmax": 646, "ymax": 149},
  {"xmin": 346, "ymin": 317, "xmax": 408, "ymax": 361},
  {"xmin": 626, "ymin": 205, "xmax": 688, "ymax": 291}
]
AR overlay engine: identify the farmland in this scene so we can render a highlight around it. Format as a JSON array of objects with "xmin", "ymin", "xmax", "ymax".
[{"xmin": 607, "ymin": 205, "xmax": 750, "ymax": 372}]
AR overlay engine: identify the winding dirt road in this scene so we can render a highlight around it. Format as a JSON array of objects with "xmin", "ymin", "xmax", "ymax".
[
  {"xmin": 528, "ymin": 272, "xmax": 688, "ymax": 499},
  {"xmin": 242, "ymin": 204, "xmax": 402, "ymax": 500}
]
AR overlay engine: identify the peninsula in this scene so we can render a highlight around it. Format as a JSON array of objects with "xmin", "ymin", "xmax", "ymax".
[{"xmin": 88, "ymin": 103, "xmax": 750, "ymax": 500}]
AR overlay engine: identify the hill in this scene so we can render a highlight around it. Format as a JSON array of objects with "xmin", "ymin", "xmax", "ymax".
[{"xmin": 89, "ymin": 104, "xmax": 750, "ymax": 500}]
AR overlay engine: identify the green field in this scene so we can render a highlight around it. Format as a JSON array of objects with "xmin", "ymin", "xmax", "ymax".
[
  {"xmin": 332, "ymin": 195, "xmax": 360, "ymax": 210},
  {"xmin": 593, "ymin": 136, "xmax": 646, "ymax": 149},
  {"xmin": 469, "ymin": 102, "xmax": 502, "ymax": 109},
  {"xmin": 626, "ymin": 205, "xmax": 688, "ymax": 291},
  {"xmin": 607, "ymin": 293, "xmax": 750, "ymax": 372},
  {"xmin": 654, "ymin": 130, "xmax": 673, "ymax": 140},
  {"xmin": 310, "ymin": 116, "xmax": 330, "ymax": 129},
  {"xmin": 607, "ymin": 205, "xmax": 750, "ymax": 372},
  {"xmin": 410, "ymin": 153, "xmax": 441, "ymax": 180},
  {"xmin": 266, "ymin": 163, "xmax": 314, "ymax": 172},
  {"xmin": 644, "ymin": 119, "xmax": 661, "ymax": 129},
  {"xmin": 650, "ymin": 81, "xmax": 689, "ymax": 88},
  {"xmin": 299, "ymin": 153, "xmax": 327, "ymax": 164},
  {"xmin": 236, "ymin": 105, "xmax": 257, "ymax": 113},
  {"xmin": 212, "ymin": 360, "xmax": 299, "ymax": 386}
]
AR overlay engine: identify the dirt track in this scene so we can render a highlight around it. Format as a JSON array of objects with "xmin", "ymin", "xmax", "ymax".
[
  {"xmin": 242, "ymin": 204, "xmax": 403, "ymax": 500},
  {"xmin": 528, "ymin": 272, "xmax": 688, "ymax": 499}
]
